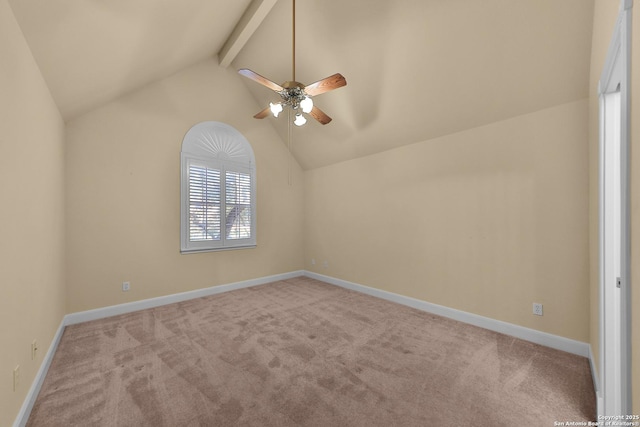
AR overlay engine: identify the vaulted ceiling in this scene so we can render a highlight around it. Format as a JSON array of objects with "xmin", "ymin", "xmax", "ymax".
[{"xmin": 8, "ymin": 0, "xmax": 594, "ymax": 170}]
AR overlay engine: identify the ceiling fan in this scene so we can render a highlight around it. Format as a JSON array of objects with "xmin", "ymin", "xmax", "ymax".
[{"xmin": 238, "ymin": 0, "xmax": 346, "ymax": 126}]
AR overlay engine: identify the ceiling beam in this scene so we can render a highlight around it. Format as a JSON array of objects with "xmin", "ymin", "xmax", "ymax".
[{"xmin": 218, "ymin": 0, "xmax": 278, "ymax": 68}]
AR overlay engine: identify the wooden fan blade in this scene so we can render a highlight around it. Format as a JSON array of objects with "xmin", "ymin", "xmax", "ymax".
[
  {"xmin": 309, "ymin": 105, "xmax": 332, "ymax": 125},
  {"xmin": 253, "ymin": 106, "xmax": 271, "ymax": 119},
  {"xmin": 238, "ymin": 69, "xmax": 283, "ymax": 92},
  {"xmin": 304, "ymin": 73, "xmax": 347, "ymax": 97}
]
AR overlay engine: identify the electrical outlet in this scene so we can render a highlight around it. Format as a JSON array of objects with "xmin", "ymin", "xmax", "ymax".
[
  {"xmin": 31, "ymin": 340, "xmax": 38, "ymax": 360},
  {"xmin": 322, "ymin": 260, "xmax": 328, "ymax": 269},
  {"xmin": 311, "ymin": 258, "xmax": 316, "ymax": 265},
  {"xmin": 13, "ymin": 365, "xmax": 19, "ymax": 392},
  {"xmin": 122, "ymin": 281, "xmax": 130, "ymax": 292},
  {"xmin": 533, "ymin": 303, "xmax": 543, "ymax": 316}
]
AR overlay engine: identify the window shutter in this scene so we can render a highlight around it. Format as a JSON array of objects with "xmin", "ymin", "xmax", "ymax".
[
  {"xmin": 181, "ymin": 122, "xmax": 256, "ymax": 253},
  {"xmin": 189, "ymin": 164, "xmax": 221, "ymax": 241},
  {"xmin": 225, "ymin": 171, "xmax": 252, "ymax": 240}
]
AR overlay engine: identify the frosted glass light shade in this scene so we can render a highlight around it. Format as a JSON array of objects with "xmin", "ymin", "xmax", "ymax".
[
  {"xmin": 270, "ymin": 102, "xmax": 283, "ymax": 117},
  {"xmin": 300, "ymin": 96, "xmax": 313, "ymax": 114},
  {"xmin": 294, "ymin": 114, "xmax": 307, "ymax": 126}
]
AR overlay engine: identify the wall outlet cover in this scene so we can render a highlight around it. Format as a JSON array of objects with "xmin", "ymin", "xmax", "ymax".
[{"xmin": 533, "ymin": 303, "xmax": 543, "ymax": 316}]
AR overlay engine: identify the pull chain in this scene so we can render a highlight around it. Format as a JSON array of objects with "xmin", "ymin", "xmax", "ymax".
[
  {"xmin": 288, "ymin": 109, "xmax": 293, "ymax": 186},
  {"xmin": 288, "ymin": 0, "xmax": 296, "ymax": 186}
]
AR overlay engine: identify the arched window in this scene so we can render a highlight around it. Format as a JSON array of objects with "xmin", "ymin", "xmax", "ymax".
[{"xmin": 180, "ymin": 122, "xmax": 256, "ymax": 253}]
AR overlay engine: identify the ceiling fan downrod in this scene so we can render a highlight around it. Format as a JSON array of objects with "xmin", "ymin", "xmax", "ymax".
[{"xmin": 292, "ymin": 0, "xmax": 296, "ymax": 83}]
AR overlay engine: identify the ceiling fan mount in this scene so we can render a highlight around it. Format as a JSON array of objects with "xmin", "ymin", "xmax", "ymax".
[
  {"xmin": 282, "ymin": 81, "xmax": 305, "ymax": 89},
  {"xmin": 238, "ymin": 0, "xmax": 346, "ymax": 126}
]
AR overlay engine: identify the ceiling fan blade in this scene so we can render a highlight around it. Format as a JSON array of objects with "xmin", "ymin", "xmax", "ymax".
[
  {"xmin": 309, "ymin": 106, "xmax": 332, "ymax": 125},
  {"xmin": 304, "ymin": 73, "xmax": 347, "ymax": 97},
  {"xmin": 238, "ymin": 69, "xmax": 284, "ymax": 92},
  {"xmin": 253, "ymin": 106, "xmax": 271, "ymax": 119}
]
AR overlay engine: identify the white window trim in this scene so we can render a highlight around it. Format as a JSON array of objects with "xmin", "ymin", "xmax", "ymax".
[{"xmin": 180, "ymin": 122, "xmax": 256, "ymax": 253}]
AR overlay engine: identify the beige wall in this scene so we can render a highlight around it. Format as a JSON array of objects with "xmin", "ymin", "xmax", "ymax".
[
  {"xmin": 589, "ymin": 0, "xmax": 639, "ymax": 412},
  {"xmin": 305, "ymin": 100, "xmax": 590, "ymax": 342},
  {"xmin": 65, "ymin": 59, "xmax": 304, "ymax": 313},
  {"xmin": 0, "ymin": 0, "xmax": 66, "ymax": 424}
]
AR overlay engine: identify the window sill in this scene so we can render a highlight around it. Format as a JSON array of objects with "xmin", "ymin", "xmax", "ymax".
[{"xmin": 180, "ymin": 244, "xmax": 257, "ymax": 254}]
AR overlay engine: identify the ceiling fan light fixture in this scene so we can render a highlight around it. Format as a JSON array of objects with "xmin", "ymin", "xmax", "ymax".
[
  {"xmin": 270, "ymin": 102, "xmax": 283, "ymax": 117},
  {"xmin": 238, "ymin": 0, "xmax": 346, "ymax": 126},
  {"xmin": 300, "ymin": 96, "xmax": 313, "ymax": 114},
  {"xmin": 294, "ymin": 113, "xmax": 307, "ymax": 126}
]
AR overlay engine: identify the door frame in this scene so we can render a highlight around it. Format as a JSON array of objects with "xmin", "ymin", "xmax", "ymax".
[{"xmin": 598, "ymin": 0, "xmax": 632, "ymax": 416}]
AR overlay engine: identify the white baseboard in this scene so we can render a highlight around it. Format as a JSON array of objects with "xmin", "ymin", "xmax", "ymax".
[
  {"xmin": 13, "ymin": 320, "xmax": 66, "ymax": 427},
  {"xmin": 64, "ymin": 270, "xmax": 305, "ymax": 325},
  {"xmin": 305, "ymin": 271, "xmax": 591, "ymax": 358},
  {"xmin": 589, "ymin": 345, "xmax": 603, "ymax": 417}
]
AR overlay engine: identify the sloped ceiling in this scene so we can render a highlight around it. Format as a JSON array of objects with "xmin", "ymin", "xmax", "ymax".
[
  {"xmin": 9, "ymin": 0, "xmax": 594, "ymax": 170},
  {"xmin": 7, "ymin": 0, "xmax": 252, "ymax": 119}
]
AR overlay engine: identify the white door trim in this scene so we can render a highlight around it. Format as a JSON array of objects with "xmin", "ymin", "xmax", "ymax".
[{"xmin": 598, "ymin": 0, "xmax": 632, "ymax": 416}]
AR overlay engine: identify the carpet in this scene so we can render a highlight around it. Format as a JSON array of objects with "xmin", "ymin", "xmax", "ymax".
[{"xmin": 27, "ymin": 276, "xmax": 596, "ymax": 426}]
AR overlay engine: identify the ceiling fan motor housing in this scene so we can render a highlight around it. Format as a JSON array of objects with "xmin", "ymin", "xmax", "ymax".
[{"xmin": 280, "ymin": 81, "xmax": 308, "ymax": 109}]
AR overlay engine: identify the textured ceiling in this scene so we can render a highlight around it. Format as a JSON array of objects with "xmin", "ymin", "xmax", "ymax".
[{"xmin": 9, "ymin": 0, "xmax": 594, "ymax": 170}]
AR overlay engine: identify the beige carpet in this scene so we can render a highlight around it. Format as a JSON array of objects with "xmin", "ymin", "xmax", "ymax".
[{"xmin": 27, "ymin": 276, "xmax": 595, "ymax": 426}]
